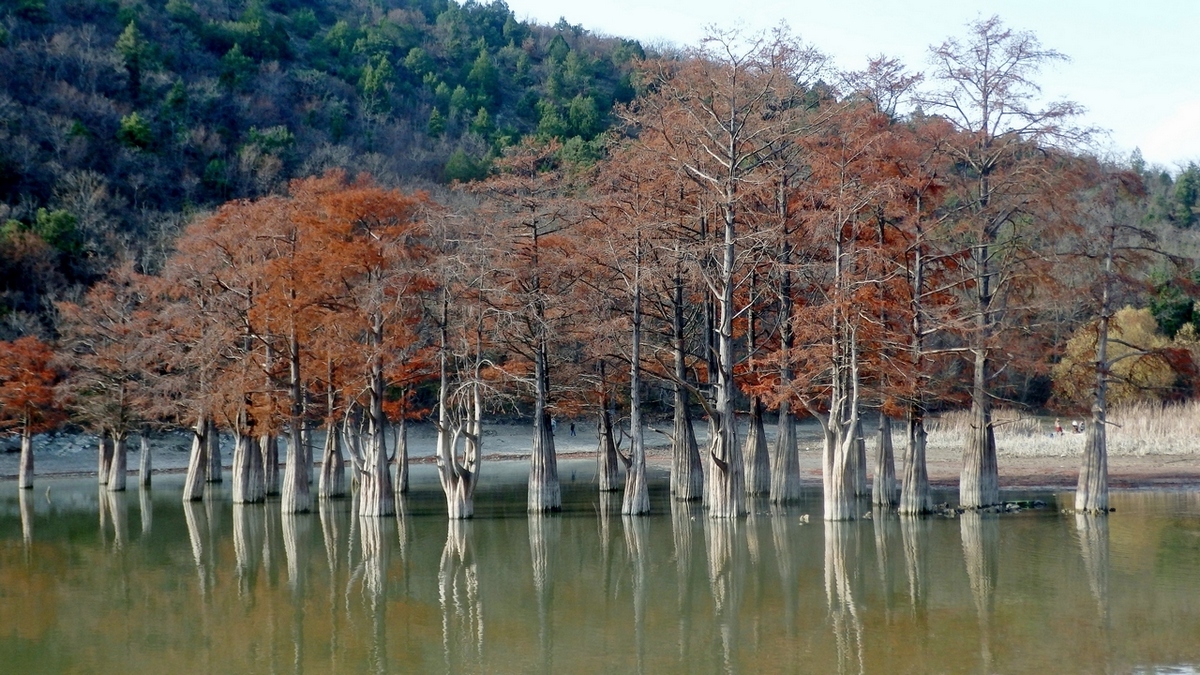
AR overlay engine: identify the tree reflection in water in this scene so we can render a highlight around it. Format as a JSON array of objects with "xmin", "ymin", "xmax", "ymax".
[
  {"xmin": 705, "ymin": 517, "xmax": 742, "ymax": 675},
  {"xmin": 960, "ymin": 511, "xmax": 998, "ymax": 674},
  {"xmin": 440, "ymin": 519, "xmax": 482, "ymax": 671},
  {"xmin": 824, "ymin": 520, "xmax": 864, "ymax": 675},
  {"xmin": 138, "ymin": 485, "xmax": 151, "ymax": 535},
  {"xmin": 232, "ymin": 503, "xmax": 263, "ymax": 597},
  {"xmin": 182, "ymin": 498, "xmax": 211, "ymax": 598},
  {"xmin": 529, "ymin": 513, "xmax": 560, "ymax": 673},
  {"xmin": 357, "ymin": 514, "xmax": 394, "ymax": 674},
  {"xmin": 623, "ymin": 515, "xmax": 649, "ymax": 675},
  {"xmin": 671, "ymin": 498, "xmax": 699, "ymax": 662},
  {"xmin": 19, "ymin": 488, "xmax": 33, "ymax": 548}
]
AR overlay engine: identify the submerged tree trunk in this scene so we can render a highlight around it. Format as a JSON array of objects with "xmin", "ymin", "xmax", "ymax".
[
  {"xmin": 622, "ymin": 271, "xmax": 649, "ymax": 516},
  {"xmin": 281, "ymin": 325, "xmax": 311, "ymax": 514},
  {"xmin": 670, "ymin": 274, "xmax": 703, "ymax": 500},
  {"xmin": 18, "ymin": 427, "xmax": 33, "ymax": 490},
  {"xmin": 872, "ymin": 416, "xmax": 898, "ymax": 508},
  {"xmin": 138, "ymin": 435, "xmax": 152, "ymax": 488},
  {"xmin": 97, "ymin": 433, "xmax": 113, "ymax": 486},
  {"xmin": 597, "ymin": 360, "xmax": 623, "ymax": 492},
  {"xmin": 319, "ymin": 425, "xmax": 346, "ymax": 499},
  {"xmin": 182, "ymin": 418, "xmax": 208, "ymax": 502},
  {"xmin": 232, "ymin": 431, "xmax": 265, "ymax": 504},
  {"xmin": 853, "ymin": 419, "xmax": 868, "ymax": 498},
  {"xmin": 899, "ymin": 412, "xmax": 932, "ymax": 515},
  {"xmin": 359, "ymin": 317, "xmax": 395, "ymax": 517},
  {"xmin": 205, "ymin": 418, "xmax": 222, "ymax": 483},
  {"xmin": 392, "ymin": 417, "xmax": 409, "ymax": 496},
  {"xmin": 261, "ymin": 434, "xmax": 279, "ymax": 496},
  {"xmin": 528, "ymin": 341, "xmax": 561, "ymax": 512},
  {"xmin": 744, "ymin": 398, "xmax": 770, "ymax": 496},
  {"xmin": 707, "ymin": 202, "xmax": 745, "ymax": 519},
  {"xmin": 107, "ymin": 434, "xmax": 127, "ymax": 492},
  {"xmin": 770, "ymin": 401, "xmax": 801, "ymax": 503}
]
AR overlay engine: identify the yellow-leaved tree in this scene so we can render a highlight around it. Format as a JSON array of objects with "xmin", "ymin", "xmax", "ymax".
[{"xmin": 1053, "ymin": 306, "xmax": 1174, "ymax": 407}]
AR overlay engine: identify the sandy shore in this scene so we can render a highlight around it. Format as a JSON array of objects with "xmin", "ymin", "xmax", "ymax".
[{"xmin": 5, "ymin": 417, "xmax": 1200, "ymax": 492}]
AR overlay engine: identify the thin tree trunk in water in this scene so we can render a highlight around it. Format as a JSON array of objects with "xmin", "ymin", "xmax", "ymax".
[
  {"xmin": 360, "ymin": 317, "xmax": 395, "ymax": 517},
  {"xmin": 528, "ymin": 341, "xmax": 561, "ymax": 512},
  {"xmin": 107, "ymin": 435, "xmax": 127, "ymax": 491},
  {"xmin": 261, "ymin": 435, "xmax": 279, "ymax": 496},
  {"xmin": 182, "ymin": 418, "xmax": 208, "ymax": 502},
  {"xmin": 853, "ymin": 419, "xmax": 868, "ymax": 498},
  {"xmin": 622, "ymin": 267, "xmax": 649, "ymax": 516},
  {"xmin": 138, "ymin": 435, "xmax": 151, "ymax": 488},
  {"xmin": 205, "ymin": 418, "xmax": 222, "ymax": 483},
  {"xmin": 281, "ymin": 324, "xmax": 311, "ymax": 514},
  {"xmin": 707, "ymin": 201, "xmax": 745, "ymax": 519},
  {"xmin": 1077, "ymin": 224, "xmax": 1114, "ymax": 515},
  {"xmin": 319, "ymin": 425, "xmax": 346, "ymax": 499},
  {"xmin": 770, "ymin": 401, "xmax": 800, "ymax": 503},
  {"xmin": 744, "ymin": 398, "xmax": 769, "ymax": 495},
  {"xmin": 18, "ymin": 426, "xmax": 33, "ymax": 489},
  {"xmin": 899, "ymin": 412, "xmax": 932, "ymax": 515},
  {"xmin": 960, "ymin": 352, "xmax": 998, "ymax": 508},
  {"xmin": 670, "ymin": 273, "xmax": 703, "ymax": 500},
  {"xmin": 392, "ymin": 417, "xmax": 408, "ymax": 496},
  {"xmin": 872, "ymin": 416, "xmax": 898, "ymax": 508},
  {"xmin": 597, "ymin": 360, "xmax": 623, "ymax": 492},
  {"xmin": 232, "ymin": 432, "xmax": 265, "ymax": 503},
  {"xmin": 98, "ymin": 433, "xmax": 113, "ymax": 486}
]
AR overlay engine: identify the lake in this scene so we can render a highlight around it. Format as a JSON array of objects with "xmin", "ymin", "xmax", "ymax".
[{"xmin": 2, "ymin": 463, "xmax": 1200, "ymax": 674}]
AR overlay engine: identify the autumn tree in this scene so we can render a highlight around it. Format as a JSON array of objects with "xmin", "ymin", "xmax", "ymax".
[
  {"xmin": 918, "ymin": 16, "xmax": 1083, "ymax": 508},
  {"xmin": 0, "ymin": 336, "xmax": 63, "ymax": 489}
]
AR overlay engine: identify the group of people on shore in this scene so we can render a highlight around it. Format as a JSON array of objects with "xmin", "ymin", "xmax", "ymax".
[{"xmin": 1053, "ymin": 418, "xmax": 1086, "ymax": 436}]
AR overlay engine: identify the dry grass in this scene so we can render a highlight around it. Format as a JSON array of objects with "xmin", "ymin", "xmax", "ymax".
[{"xmin": 919, "ymin": 402, "xmax": 1200, "ymax": 458}]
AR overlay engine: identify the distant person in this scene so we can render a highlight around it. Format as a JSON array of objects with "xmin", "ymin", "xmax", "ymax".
[
  {"xmin": 1079, "ymin": 420, "xmax": 1086, "ymax": 434},
  {"xmin": 1071, "ymin": 420, "xmax": 1079, "ymax": 434},
  {"xmin": 551, "ymin": 417, "xmax": 557, "ymax": 436},
  {"xmin": 1055, "ymin": 419, "xmax": 1063, "ymax": 435},
  {"xmin": 569, "ymin": 422, "xmax": 576, "ymax": 437}
]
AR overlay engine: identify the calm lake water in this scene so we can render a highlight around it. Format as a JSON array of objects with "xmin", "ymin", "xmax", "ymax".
[{"xmin": 2, "ymin": 465, "xmax": 1200, "ymax": 674}]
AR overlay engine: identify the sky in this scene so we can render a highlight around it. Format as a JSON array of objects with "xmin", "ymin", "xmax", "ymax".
[{"xmin": 502, "ymin": 0, "xmax": 1200, "ymax": 170}]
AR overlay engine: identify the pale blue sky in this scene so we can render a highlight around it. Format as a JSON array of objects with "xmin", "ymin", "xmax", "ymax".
[{"xmin": 504, "ymin": 0, "xmax": 1199, "ymax": 170}]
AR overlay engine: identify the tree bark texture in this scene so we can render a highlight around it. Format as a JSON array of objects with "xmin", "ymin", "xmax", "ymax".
[
  {"xmin": 232, "ymin": 432, "xmax": 265, "ymax": 503},
  {"xmin": 392, "ymin": 417, "xmax": 409, "ymax": 496},
  {"xmin": 182, "ymin": 418, "xmax": 208, "ymax": 502},
  {"xmin": 18, "ymin": 429, "xmax": 33, "ymax": 489},
  {"xmin": 138, "ymin": 435, "xmax": 151, "ymax": 488},
  {"xmin": 205, "ymin": 417, "xmax": 222, "ymax": 483},
  {"xmin": 107, "ymin": 435, "xmax": 127, "ymax": 491},
  {"xmin": 670, "ymin": 278, "xmax": 703, "ymax": 499},
  {"xmin": 318, "ymin": 425, "xmax": 346, "ymax": 499},
  {"xmin": 622, "ymin": 276, "xmax": 649, "ymax": 516},
  {"xmin": 743, "ymin": 398, "xmax": 770, "ymax": 496},
  {"xmin": 528, "ymin": 343, "xmax": 561, "ymax": 512},
  {"xmin": 899, "ymin": 414, "xmax": 932, "ymax": 515},
  {"xmin": 597, "ymin": 360, "xmax": 623, "ymax": 493},
  {"xmin": 769, "ymin": 403, "xmax": 801, "ymax": 503},
  {"xmin": 872, "ymin": 416, "xmax": 898, "ymax": 508},
  {"xmin": 260, "ymin": 434, "xmax": 279, "ymax": 496},
  {"xmin": 706, "ymin": 203, "xmax": 745, "ymax": 518},
  {"xmin": 97, "ymin": 433, "xmax": 113, "ymax": 486}
]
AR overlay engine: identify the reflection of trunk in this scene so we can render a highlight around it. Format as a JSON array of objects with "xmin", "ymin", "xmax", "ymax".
[
  {"xmin": 232, "ymin": 431, "xmax": 265, "ymax": 503},
  {"xmin": 670, "ymin": 499, "xmax": 697, "ymax": 655},
  {"xmin": 182, "ymin": 418, "xmax": 208, "ymax": 502},
  {"xmin": 138, "ymin": 485, "xmax": 152, "ymax": 534},
  {"xmin": 281, "ymin": 512, "xmax": 309, "ymax": 594},
  {"xmin": 872, "ymin": 507, "xmax": 899, "ymax": 618},
  {"xmin": 824, "ymin": 520, "xmax": 865, "ymax": 675},
  {"xmin": 97, "ymin": 433, "xmax": 113, "ymax": 486},
  {"xmin": 670, "ymin": 273, "xmax": 703, "ymax": 501},
  {"xmin": 899, "ymin": 414, "xmax": 932, "ymax": 515},
  {"xmin": 597, "ymin": 360, "xmax": 623, "ymax": 492},
  {"xmin": 439, "ymin": 520, "xmax": 483, "ymax": 669},
  {"xmin": 138, "ymin": 436, "xmax": 152, "ymax": 488},
  {"xmin": 233, "ymin": 504, "xmax": 263, "ymax": 597},
  {"xmin": 770, "ymin": 505, "xmax": 799, "ymax": 626},
  {"xmin": 18, "ymin": 427, "xmax": 33, "ymax": 489},
  {"xmin": 529, "ymin": 514, "xmax": 559, "ymax": 673},
  {"xmin": 1075, "ymin": 513, "xmax": 1110, "ymax": 621},
  {"xmin": 704, "ymin": 517, "xmax": 741, "ymax": 669},
  {"xmin": 182, "ymin": 499, "xmax": 211, "ymax": 597},
  {"xmin": 105, "ymin": 489, "xmax": 127, "ymax": 549},
  {"xmin": 623, "ymin": 515, "xmax": 649, "ymax": 674},
  {"xmin": 899, "ymin": 515, "xmax": 928, "ymax": 612},
  {"xmin": 960, "ymin": 511, "xmax": 998, "ymax": 673},
  {"xmin": 872, "ymin": 416, "xmax": 898, "ymax": 508}
]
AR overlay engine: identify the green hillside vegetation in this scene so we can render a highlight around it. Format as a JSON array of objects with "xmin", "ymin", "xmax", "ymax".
[{"xmin": 0, "ymin": 0, "xmax": 642, "ymax": 336}]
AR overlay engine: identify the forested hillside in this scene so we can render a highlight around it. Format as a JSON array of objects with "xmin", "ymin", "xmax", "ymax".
[{"xmin": 0, "ymin": 0, "xmax": 642, "ymax": 336}]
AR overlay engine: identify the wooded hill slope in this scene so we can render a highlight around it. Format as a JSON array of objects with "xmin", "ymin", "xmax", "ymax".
[{"xmin": 0, "ymin": 0, "xmax": 641, "ymax": 336}]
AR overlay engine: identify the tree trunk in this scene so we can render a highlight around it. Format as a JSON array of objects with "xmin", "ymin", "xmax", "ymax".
[
  {"xmin": 872, "ymin": 416, "xmax": 898, "ymax": 508},
  {"xmin": 597, "ymin": 360, "xmax": 623, "ymax": 492},
  {"xmin": 205, "ymin": 417, "xmax": 222, "ymax": 483},
  {"xmin": 670, "ymin": 274, "xmax": 703, "ymax": 500},
  {"xmin": 743, "ymin": 398, "xmax": 770, "ymax": 496},
  {"xmin": 769, "ymin": 402, "xmax": 801, "ymax": 503},
  {"xmin": 138, "ymin": 435, "xmax": 151, "ymax": 488},
  {"xmin": 18, "ymin": 426, "xmax": 33, "ymax": 490},
  {"xmin": 392, "ymin": 417, "xmax": 409, "ymax": 496},
  {"xmin": 261, "ymin": 434, "xmax": 279, "ymax": 496},
  {"xmin": 97, "ymin": 433, "xmax": 113, "ymax": 485},
  {"xmin": 319, "ymin": 425, "xmax": 346, "ymax": 499},
  {"xmin": 528, "ymin": 341, "xmax": 561, "ymax": 512},
  {"xmin": 359, "ymin": 314, "xmax": 395, "ymax": 517},
  {"xmin": 622, "ymin": 272, "xmax": 649, "ymax": 516},
  {"xmin": 707, "ymin": 202, "xmax": 745, "ymax": 518},
  {"xmin": 853, "ymin": 419, "xmax": 868, "ymax": 498},
  {"xmin": 960, "ymin": 362, "xmax": 998, "ymax": 508},
  {"xmin": 232, "ymin": 431, "xmax": 265, "ymax": 503},
  {"xmin": 281, "ymin": 325, "xmax": 311, "ymax": 514},
  {"xmin": 107, "ymin": 434, "xmax": 127, "ymax": 492},
  {"xmin": 1077, "ymin": 227, "xmax": 1114, "ymax": 514},
  {"xmin": 899, "ymin": 413, "xmax": 932, "ymax": 515},
  {"xmin": 182, "ymin": 417, "xmax": 208, "ymax": 502}
]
